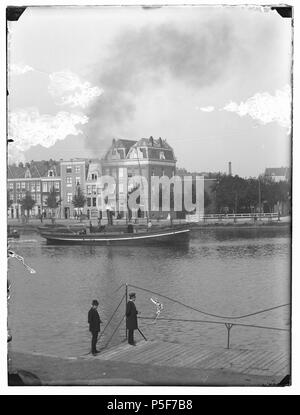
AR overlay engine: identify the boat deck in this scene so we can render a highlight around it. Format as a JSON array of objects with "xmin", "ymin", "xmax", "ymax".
[{"xmin": 84, "ymin": 339, "xmax": 290, "ymax": 380}]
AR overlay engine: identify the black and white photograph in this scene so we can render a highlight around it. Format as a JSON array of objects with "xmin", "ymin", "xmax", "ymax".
[{"xmin": 5, "ymin": 3, "xmax": 293, "ymax": 390}]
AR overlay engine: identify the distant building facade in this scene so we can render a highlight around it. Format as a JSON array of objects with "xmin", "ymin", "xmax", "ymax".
[
  {"xmin": 60, "ymin": 159, "xmax": 88, "ymax": 219},
  {"xmin": 264, "ymin": 167, "xmax": 291, "ymax": 182},
  {"xmin": 7, "ymin": 137, "xmax": 177, "ymax": 220},
  {"xmin": 7, "ymin": 161, "xmax": 61, "ymax": 219},
  {"xmin": 85, "ymin": 159, "xmax": 102, "ymax": 220}
]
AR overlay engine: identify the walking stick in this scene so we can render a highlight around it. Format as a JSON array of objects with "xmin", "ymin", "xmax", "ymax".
[{"xmin": 137, "ymin": 328, "xmax": 147, "ymax": 341}]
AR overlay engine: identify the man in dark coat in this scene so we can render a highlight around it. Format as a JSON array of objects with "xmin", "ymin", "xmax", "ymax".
[
  {"xmin": 126, "ymin": 292, "xmax": 139, "ymax": 345},
  {"xmin": 88, "ymin": 299, "xmax": 102, "ymax": 355}
]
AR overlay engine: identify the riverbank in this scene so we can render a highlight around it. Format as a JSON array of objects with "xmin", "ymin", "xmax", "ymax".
[
  {"xmin": 7, "ymin": 216, "xmax": 291, "ymax": 232},
  {"xmin": 9, "ymin": 348, "xmax": 286, "ymax": 386}
]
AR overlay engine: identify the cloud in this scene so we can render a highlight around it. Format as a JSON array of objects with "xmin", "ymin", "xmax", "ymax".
[
  {"xmin": 223, "ymin": 85, "xmax": 291, "ymax": 132},
  {"xmin": 8, "ymin": 108, "xmax": 88, "ymax": 162},
  {"xmin": 10, "ymin": 64, "xmax": 34, "ymax": 75},
  {"xmin": 48, "ymin": 71, "xmax": 103, "ymax": 109},
  {"xmin": 196, "ymin": 106, "xmax": 215, "ymax": 112}
]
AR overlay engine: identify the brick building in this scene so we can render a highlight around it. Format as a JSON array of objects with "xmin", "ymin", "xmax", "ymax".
[{"xmin": 7, "ymin": 161, "xmax": 61, "ymax": 219}]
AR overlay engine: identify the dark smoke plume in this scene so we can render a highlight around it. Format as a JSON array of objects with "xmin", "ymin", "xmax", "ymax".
[{"xmin": 85, "ymin": 20, "xmax": 235, "ymax": 152}]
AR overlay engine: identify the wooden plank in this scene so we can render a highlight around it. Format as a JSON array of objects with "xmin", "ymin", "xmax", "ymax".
[
  {"xmin": 262, "ymin": 353, "xmax": 289, "ymax": 371},
  {"xmin": 174, "ymin": 349, "xmax": 216, "ymax": 368},
  {"xmin": 215, "ymin": 350, "xmax": 257, "ymax": 372},
  {"xmin": 179, "ymin": 351, "xmax": 218, "ymax": 368},
  {"xmin": 104, "ymin": 341, "xmax": 155, "ymax": 361},
  {"xmin": 133, "ymin": 343, "xmax": 184, "ymax": 365},
  {"xmin": 198, "ymin": 349, "xmax": 240, "ymax": 369},
  {"xmin": 126, "ymin": 342, "xmax": 178, "ymax": 364},
  {"xmin": 152, "ymin": 345, "xmax": 191, "ymax": 366},
  {"xmin": 208, "ymin": 350, "xmax": 248, "ymax": 370}
]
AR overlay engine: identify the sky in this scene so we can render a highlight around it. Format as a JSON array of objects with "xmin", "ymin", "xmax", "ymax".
[{"xmin": 7, "ymin": 5, "xmax": 293, "ymax": 177}]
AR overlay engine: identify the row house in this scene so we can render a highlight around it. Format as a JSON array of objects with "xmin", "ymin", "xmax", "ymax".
[
  {"xmin": 7, "ymin": 161, "xmax": 61, "ymax": 219},
  {"xmin": 85, "ymin": 159, "xmax": 103, "ymax": 219},
  {"xmin": 60, "ymin": 158, "xmax": 88, "ymax": 219}
]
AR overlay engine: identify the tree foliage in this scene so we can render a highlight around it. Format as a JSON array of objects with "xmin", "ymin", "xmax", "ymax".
[
  {"xmin": 213, "ymin": 174, "xmax": 291, "ymax": 213},
  {"xmin": 20, "ymin": 192, "xmax": 36, "ymax": 218},
  {"xmin": 72, "ymin": 186, "xmax": 86, "ymax": 208},
  {"xmin": 45, "ymin": 187, "xmax": 60, "ymax": 210}
]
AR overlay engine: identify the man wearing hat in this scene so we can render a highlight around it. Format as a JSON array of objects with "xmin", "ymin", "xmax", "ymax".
[
  {"xmin": 88, "ymin": 299, "xmax": 102, "ymax": 355},
  {"xmin": 126, "ymin": 292, "xmax": 139, "ymax": 345}
]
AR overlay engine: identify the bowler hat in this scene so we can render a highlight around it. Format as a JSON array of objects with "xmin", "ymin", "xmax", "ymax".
[
  {"xmin": 92, "ymin": 299, "xmax": 99, "ymax": 306},
  {"xmin": 129, "ymin": 292, "xmax": 136, "ymax": 299}
]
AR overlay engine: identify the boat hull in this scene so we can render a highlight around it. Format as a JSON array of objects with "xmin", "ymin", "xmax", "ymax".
[{"xmin": 40, "ymin": 228, "xmax": 190, "ymax": 246}]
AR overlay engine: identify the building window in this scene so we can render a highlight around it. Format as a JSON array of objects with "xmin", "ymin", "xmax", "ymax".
[
  {"xmin": 92, "ymin": 185, "xmax": 96, "ymax": 194},
  {"xmin": 87, "ymin": 185, "xmax": 91, "ymax": 194},
  {"xmin": 36, "ymin": 183, "xmax": 41, "ymax": 192},
  {"xmin": 55, "ymin": 182, "xmax": 60, "ymax": 190},
  {"xmin": 87, "ymin": 197, "xmax": 91, "ymax": 207},
  {"xmin": 75, "ymin": 166, "xmax": 81, "ymax": 173},
  {"xmin": 42, "ymin": 183, "xmax": 47, "ymax": 192},
  {"xmin": 26, "ymin": 183, "xmax": 30, "ymax": 190},
  {"xmin": 31, "ymin": 193, "xmax": 36, "ymax": 201},
  {"xmin": 16, "ymin": 182, "xmax": 20, "ymax": 189},
  {"xmin": 31, "ymin": 183, "xmax": 35, "ymax": 192},
  {"xmin": 75, "ymin": 177, "xmax": 81, "ymax": 186},
  {"xmin": 66, "ymin": 166, "xmax": 72, "ymax": 173},
  {"xmin": 21, "ymin": 182, "xmax": 25, "ymax": 189},
  {"xmin": 66, "ymin": 177, "xmax": 72, "ymax": 186},
  {"xmin": 48, "ymin": 170, "xmax": 54, "ymax": 177},
  {"xmin": 92, "ymin": 197, "xmax": 96, "ymax": 207},
  {"xmin": 119, "ymin": 183, "xmax": 124, "ymax": 193},
  {"xmin": 67, "ymin": 193, "xmax": 73, "ymax": 203},
  {"xmin": 9, "ymin": 182, "xmax": 13, "ymax": 189},
  {"xmin": 159, "ymin": 151, "xmax": 165, "ymax": 160},
  {"xmin": 36, "ymin": 194, "xmax": 41, "ymax": 204}
]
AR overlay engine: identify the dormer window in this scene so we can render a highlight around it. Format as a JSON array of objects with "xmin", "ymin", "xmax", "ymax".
[
  {"xmin": 25, "ymin": 169, "xmax": 31, "ymax": 179},
  {"xmin": 159, "ymin": 151, "xmax": 165, "ymax": 160},
  {"xmin": 48, "ymin": 170, "xmax": 54, "ymax": 177}
]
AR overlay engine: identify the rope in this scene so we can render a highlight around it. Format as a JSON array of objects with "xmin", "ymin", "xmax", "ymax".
[
  {"xmin": 129, "ymin": 283, "xmax": 290, "ymax": 320},
  {"xmin": 96, "ymin": 293, "xmax": 125, "ymax": 345},
  {"xmin": 139, "ymin": 316, "xmax": 289, "ymax": 332},
  {"xmin": 103, "ymin": 316, "xmax": 125, "ymax": 350}
]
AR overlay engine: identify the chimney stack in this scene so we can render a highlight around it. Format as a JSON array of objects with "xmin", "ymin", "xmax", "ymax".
[{"xmin": 228, "ymin": 161, "xmax": 232, "ymax": 176}]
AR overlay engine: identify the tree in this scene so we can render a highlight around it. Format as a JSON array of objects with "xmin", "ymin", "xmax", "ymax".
[
  {"xmin": 72, "ymin": 186, "xmax": 86, "ymax": 211},
  {"xmin": 45, "ymin": 187, "xmax": 60, "ymax": 222},
  {"xmin": 20, "ymin": 192, "xmax": 36, "ymax": 221}
]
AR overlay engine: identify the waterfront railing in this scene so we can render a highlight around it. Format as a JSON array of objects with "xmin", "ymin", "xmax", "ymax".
[{"xmin": 97, "ymin": 283, "xmax": 290, "ymax": 352}]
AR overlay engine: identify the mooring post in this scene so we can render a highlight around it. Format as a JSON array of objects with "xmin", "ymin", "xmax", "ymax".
[
  {"xmin": 225, "ymin": 323, "xmax": 233, "ymax": 349},
  {"xmin": 125, "ymin": 283, "xmax": 128, "ymax": 340}
]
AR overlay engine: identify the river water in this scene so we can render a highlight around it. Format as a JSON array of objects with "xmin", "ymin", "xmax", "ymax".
[{"xmin": 8, "ymin": 226, "xmax": 291, "ymax": 358}]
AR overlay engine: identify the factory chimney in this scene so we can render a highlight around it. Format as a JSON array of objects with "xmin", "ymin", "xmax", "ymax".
[{"xmin": 228, "ymin": 161, "xmax": 232, "ymax": 176}]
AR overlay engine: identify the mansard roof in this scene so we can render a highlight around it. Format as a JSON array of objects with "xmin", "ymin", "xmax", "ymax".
[{"xmin": 132, "ymin": 136, "xmax": 173, "ymax": 151}]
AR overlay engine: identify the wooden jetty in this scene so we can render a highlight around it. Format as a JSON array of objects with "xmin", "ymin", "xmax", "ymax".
[{"xmin": 84, "ymin": 339, "xmax": 290, "ymax": 382}]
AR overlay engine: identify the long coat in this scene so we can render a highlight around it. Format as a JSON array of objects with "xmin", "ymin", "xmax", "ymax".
[
  {"xmin": 88, "ymin": 307, "xmax": 101, "ymax": 333},
  {"xmin": 126, "ymin": 300, "xmax": 138, "ymax": 330}
]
